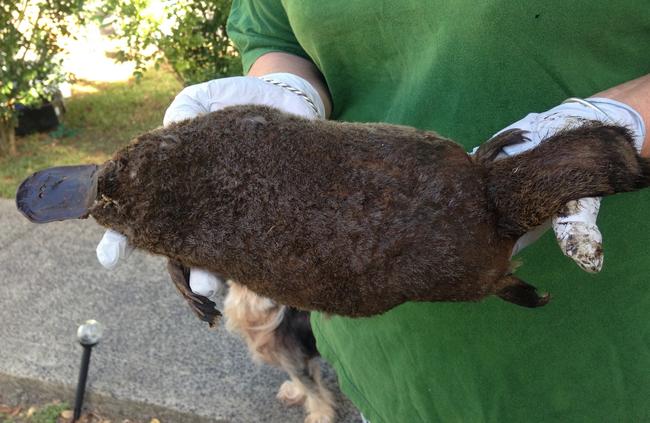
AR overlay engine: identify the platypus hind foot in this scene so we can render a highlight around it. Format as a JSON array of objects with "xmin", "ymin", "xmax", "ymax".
[{"xmin": 496, "ymin": 275, "xmax": 551, "ymax": 308}]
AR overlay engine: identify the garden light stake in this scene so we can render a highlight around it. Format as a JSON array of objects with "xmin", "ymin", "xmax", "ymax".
[{"xmin": 73, "ymin": 319, "xmax": 102, "ymax": 422}]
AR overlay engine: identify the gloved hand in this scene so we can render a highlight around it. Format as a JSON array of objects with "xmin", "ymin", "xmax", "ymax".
[
  {"xmin": 96, "ymin": 73, "xmax": 326, "ymax": 296},
  {"xmin": 496, "ymin": 97, "xmax": 646, "ymax": 272},
  {"xmin": 163, "ymin": 73, "xmax": 325, "ymax": 124}
]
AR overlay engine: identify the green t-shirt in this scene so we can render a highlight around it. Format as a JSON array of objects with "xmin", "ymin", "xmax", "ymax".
[{"xmin": 228, "ymin": 2, "xmax": 650, "ymax": 422}]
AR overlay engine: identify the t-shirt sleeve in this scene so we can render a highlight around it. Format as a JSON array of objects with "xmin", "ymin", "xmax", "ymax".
[{"xmin": 227, "ymin": 0, "xmax": 310, "ymax": 73}]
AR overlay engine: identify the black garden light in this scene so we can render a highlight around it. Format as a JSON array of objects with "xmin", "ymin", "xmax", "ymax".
[{"xmin": 73, "ymin": 319, "xmax": 103, "ymax": 421}]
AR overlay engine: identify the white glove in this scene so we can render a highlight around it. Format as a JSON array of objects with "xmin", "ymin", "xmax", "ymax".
[
  {"xmin": 163, "ymin": 73, "xmax": 326, "ymax": 124},
  {"xmin": 96, "ymin": 229, "xmax": 134, "ymax": 270},
  {"xmin": 497, "ymin": 97, "xmax": 646, "ymax": 272},
  {"xmin": 97, "ymin": 73, "xmax": 326, "ymax": 296},
  {"xmin": 189, "ymin": 268, "xmax": 226, "ymax": 298}
]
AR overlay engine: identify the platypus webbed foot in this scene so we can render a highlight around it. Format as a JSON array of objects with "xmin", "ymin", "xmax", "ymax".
[
  {"xmin": 167, "ymin": 259, "xmax": 222, "ymax": 327},
  {"xmin": 496, "ymin": 275, "xmax": 550, "ymax": 308}
]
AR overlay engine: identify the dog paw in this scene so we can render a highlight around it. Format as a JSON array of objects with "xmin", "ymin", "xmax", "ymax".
[
  {"xmin": 277, "ymin": 380, "xmax": 306, "ymax": 406},
  {"xmin": 304, "ymin": 412, "xmax": 335, "ymax": 423}
]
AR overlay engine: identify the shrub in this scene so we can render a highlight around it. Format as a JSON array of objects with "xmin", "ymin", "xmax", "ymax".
[
  {"xmin": 101, "ymin": 0, "xmax": 242, "ymax": 86},
  {"xmin": 0, "ymin": 0, "xmax": 85, "ymax": 156}
]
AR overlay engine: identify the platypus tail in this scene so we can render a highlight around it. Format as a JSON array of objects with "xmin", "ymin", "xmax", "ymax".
[{"xmin": 475, "ymin": 124, "xmax": 650, "ymax": 239}]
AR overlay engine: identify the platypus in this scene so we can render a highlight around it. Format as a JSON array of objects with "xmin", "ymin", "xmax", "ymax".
[{"xmin": 16, "ymin": 105, "xmax": 650, "ymax": 319}]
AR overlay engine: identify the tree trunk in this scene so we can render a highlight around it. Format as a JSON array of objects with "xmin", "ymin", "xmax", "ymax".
[{"xmin": 0, "ymin": 117, "xmax": 17, "ymax": 157}]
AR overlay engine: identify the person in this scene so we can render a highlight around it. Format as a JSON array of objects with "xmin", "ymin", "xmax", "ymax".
[{"xmin": 99, "ymin": 1, "xmax": 650, "ymax": 421}]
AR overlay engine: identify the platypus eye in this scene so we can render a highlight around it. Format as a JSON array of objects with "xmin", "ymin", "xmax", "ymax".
[
  {"xmin": 115, "ymin": 158, "xmax": 128, "ymax": 172},
  {"xmin": 159, "ymin": 134, "xmax": 181, "ymax": 148},
  {"xmin": 240, "ymin": 115, "xmax": 268, "ymax": 130}
]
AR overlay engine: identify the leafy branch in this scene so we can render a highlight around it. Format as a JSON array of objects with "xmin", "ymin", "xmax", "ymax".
[
  {"xmin": 99, "ymin": 0, "xmax": 241, "ymax": 86},
  {"xmin": 0, "ymin": 0, "xmax": 85, "ymax": 156}
]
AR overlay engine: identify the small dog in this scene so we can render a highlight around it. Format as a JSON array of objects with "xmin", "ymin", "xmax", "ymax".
[
  {"xmin": 224, "ymin": 282, "xmax": 336, "ymax": 423},
  {"xmin": 164, "ymin": 260, "xmax": 335, "ymax": 422}
]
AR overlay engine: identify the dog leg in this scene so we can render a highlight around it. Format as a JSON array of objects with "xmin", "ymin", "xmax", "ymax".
[
  {"xmin": 302, "ymin": 359, "xmax": 336, "ymax": 423},
  {"xmin": 277, "ymin": 379, "xmax": 307, "ymax": 406}
]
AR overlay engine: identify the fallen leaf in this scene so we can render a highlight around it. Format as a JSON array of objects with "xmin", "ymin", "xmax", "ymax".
[
  {"xmin": 27, "ymin": 406, "xmax": 37, "ymax": 417},
  {"xmin": 0, "ymin": 405, "xmax": 21, "ymax": 416},
  {"xmin": 61, "ymin": 409, "xmax": 74, "ymax": 419}
]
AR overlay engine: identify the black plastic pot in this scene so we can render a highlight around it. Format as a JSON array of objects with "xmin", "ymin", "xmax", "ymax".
[{"xmin": 15, "ymin": 91, "xmax": 65, "ymax": 136}]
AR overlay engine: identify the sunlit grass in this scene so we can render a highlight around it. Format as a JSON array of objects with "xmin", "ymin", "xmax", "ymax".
[{"xmin": 0, "ymin": 67, "xmax": 182, "ymax": 198}]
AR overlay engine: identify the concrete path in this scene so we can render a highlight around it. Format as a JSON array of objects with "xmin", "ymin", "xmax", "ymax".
[{"xmin": 0, "ymin": 198, "xmax": 360, "ymax": 422}]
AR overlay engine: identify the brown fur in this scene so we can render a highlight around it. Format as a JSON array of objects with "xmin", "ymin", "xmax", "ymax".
[
  {"xmin": 224, "ymin": 283, "xmax": 335, "ymax": 423},
  {"xmin": 88, "ymin": 105, "xmax": 650, "ymax": 316}
]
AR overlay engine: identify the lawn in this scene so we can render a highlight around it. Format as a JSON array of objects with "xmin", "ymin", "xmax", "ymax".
[{"xmin": 0, "ymin": 67, "xmax": 182, "ymax": 198}]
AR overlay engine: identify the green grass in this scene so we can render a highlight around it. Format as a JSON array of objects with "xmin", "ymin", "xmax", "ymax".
[
  {"xmin": 0, "ymin": 67, "xmax": 182, "ymax": 198},
  {"xmin": 29, "ymin": 403, "xmax": 68, "ymax": 423},
  {"xmin": 0, "ymin": 402, "xmax": 69, "ymax": 423}
]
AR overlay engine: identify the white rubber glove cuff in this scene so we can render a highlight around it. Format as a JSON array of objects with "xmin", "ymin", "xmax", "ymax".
[
  {"xmin": 258, "ymin": 72, "xmax": 326, "ymax": 119},
  {"xmin": 163, "ymin": 73, "xmax": 325, "ymax": 126},
  {"xmin": 584, "ymin": 98, "xmax": 645, "ymax": 148},
  {"xmin": 96, "ymin": 229, "xmax": 134, "ymax": 269}
]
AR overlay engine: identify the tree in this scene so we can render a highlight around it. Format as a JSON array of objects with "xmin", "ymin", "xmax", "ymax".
[
  {"xmin": 102, "ymin": 0, "xmax": 241, "ymax": 86},
  {"xmin": 0, "ymin": 0, "xmax": 85, "ymax": 156}
]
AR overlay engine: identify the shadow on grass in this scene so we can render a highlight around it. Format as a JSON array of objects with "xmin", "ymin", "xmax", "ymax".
[{"xmin": 0, "ymin": 68, "xmax": 182, "ymax": 198}]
